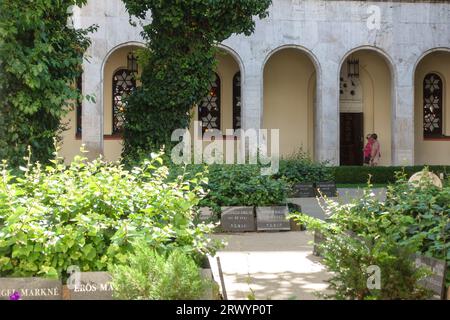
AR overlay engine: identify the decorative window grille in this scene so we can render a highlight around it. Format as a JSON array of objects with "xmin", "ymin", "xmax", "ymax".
[
  {"xmin": 113, "ymin": 69, "xmax": 136, "ymax": 134},
  {"xmin": 199, "ymin": 73, "xmax": 221, "ymax": 134},
  {"xmin": 233, "ymin": 72, "xmax": 242, "ymax": 130},
  {"xmin": 423, "ymin": 73, "xmax": 443, "ymax": 137}
]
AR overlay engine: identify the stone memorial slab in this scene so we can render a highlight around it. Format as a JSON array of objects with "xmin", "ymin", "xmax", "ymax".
[
  {"xmin": 292, "ymin": 183, "xmax": 316, "ymax": 198},
  {"xmin": 415, "ymin": 255, "xmax": 447, "ymax": 300},
  {"xmin": 67, "ymin": 272, "xmax": 114, "ymax": 300},
  {"xmin": 199, "ymin": 207, "xmax": 214, "ymax": 222},
  {"xmin": 0, "ymin": 278, "xmax": 62, "ymax": 300},
  {"xmin": 313, "ymin": 231, "xmax": 326, "ymax": 257},
  {"xmin": 316, "ymin": 182, "xmax": 337, "ymax": 197},
  {"xmin": 287, "ymin": 203, "xmax": 304, "ymax": 231},
  {"xmin": 256, "ymin": 206, "xmax": 290, "ymax": 231},
  {"xmin": 409, "ymin": 171, "xmax": 443, "ymax": 188},
  {"xmin": 221, "ymin": 207, "xmax": 256, "ymax": 232}
]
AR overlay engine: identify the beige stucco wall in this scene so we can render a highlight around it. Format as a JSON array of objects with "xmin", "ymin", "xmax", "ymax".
[
  {"xmin": 59, "ymin": 110, "xmax": 83, "ymax": 162},
  {"xmin": 415, "ymin": 51, "xmax": 450, "ymax": 165},
  {"xmin": 59, "ymin": 108, "xmax": 125, "ymax": 163},
  {"xmin": 342, "ymin": 50, "xmax": 393, "ymax": 166},
  {"xmin": 263, "ymin": 48, "xmax": 315, "ymax": 158}
]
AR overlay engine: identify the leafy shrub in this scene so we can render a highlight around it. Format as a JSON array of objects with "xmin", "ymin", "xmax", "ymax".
[
  {"xmin": 319, "ymin": 231, "xmax": 430, "ymax": 299},
  {"xmin": 200, "ymin": 164, "xmax": 289, "ymax": 213},
  {"xmin": 147, "ymin": 157, "xmax": 289, "ymax": 216},
  {"xmin": 293, "ymin": 203, "xmax": 431, "ymax": 299},
  {"xmin": 384, "ymin": 172, "xmax": 450, "ymax": 286},
  {"xmin": 291, "ymin": 172, "xmax": 450, "ymax": 299},
  {"xmin": 110, "ymin": 241, "xmax": 210, "ymax": 300},
  {"xmin": 0, "ymin": 0, "xmax": 95, "ymax": 166},
  {"xmin": 276, "ymin": 150, "xmax": 333, "ymax": 185},
  {"xmin": 0, "ymin": 147, "xmax": 220, "ymax": 279}
]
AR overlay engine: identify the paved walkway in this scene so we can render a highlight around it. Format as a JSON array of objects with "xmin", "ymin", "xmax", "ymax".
[
  {"xmin": 208, "ymin": 188, "xmax": 387, "ymax": 300},
  {"xmin": 209, "ymin": 232, "xmax": 332, "ymax": 300}
]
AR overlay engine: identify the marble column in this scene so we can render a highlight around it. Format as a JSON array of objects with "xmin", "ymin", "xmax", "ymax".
[{"xmin": 315, "ymin": 62, "xmax": 340, "ymax": 165}]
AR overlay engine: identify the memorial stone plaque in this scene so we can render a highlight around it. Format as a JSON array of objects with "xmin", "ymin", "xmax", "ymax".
[
  {"xmin": 67, "ymin": 272, "xmax": 114, "ymax": 300},
  {"xmin": 313, "ymin": 231, "xmax": 326, "ymax": 257},
  {"xmin": 292, "ymin": 183, "xmax": 316, "ymax": 198},
  {"xmin": 0, "ymin": 278, "xmax": 62, "ymax": 300},
  {"xmin": 221, "ymin": 207, "xmax": 256, "ymax": 232},
  {"xmin": 415, "ymin": 255, "xmax": 447, "ymax": 300},
  {"xmin": 200, "ymin": 268, "xmax": 216, "ymax": 300},
  {"xmin": 199, "ymin": 207, "xmax": 214, "ymax": 222},
  {"xmin": 256, "ymin": 206, "xmax": 290, "ymax": 231},
  {"xmin": 409, "ymin": 171, "xmax": 443, "ymax": 188},
  {"xmin": 316, "ymin": 182, "xmax": 337, "ymax": 197},
  {"xmin": 288, "ymin": 203, "xmax": 304, "ymax": 231}
]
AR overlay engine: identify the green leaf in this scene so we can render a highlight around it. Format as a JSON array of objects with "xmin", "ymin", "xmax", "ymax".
[{"xmin": 82, "ymin": 244, "xmax": 97, "ymax": 262}]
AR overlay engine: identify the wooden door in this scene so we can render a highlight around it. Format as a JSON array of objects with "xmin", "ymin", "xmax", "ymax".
[{"xmin": 340, "ymin": 113, "xmax": 364, "ymax": 166}]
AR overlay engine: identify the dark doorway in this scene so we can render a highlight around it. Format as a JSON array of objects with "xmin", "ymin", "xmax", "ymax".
[{"xmin": 340, "ymin": 113, "xmax": 364, "ymax": 166}]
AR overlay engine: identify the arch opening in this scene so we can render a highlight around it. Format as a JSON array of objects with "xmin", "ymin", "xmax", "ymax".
[
  {"xmin": 102, "ymin": 44, "xmax": 142, "ymax": 161},
  {"xmin": 414, "ymin": 49, "xmax": 450, "ymax": 165},
  {"xmin": 262, "ymin": 47, "xmax": 317, "ymax": 158},
  {"xmin": 339, "ymin": 49, "xmax": 393, "ymax": 166}
]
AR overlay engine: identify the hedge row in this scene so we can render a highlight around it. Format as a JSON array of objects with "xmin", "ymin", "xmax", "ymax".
[{"xmin": 332, "ymin": 165, "xmax": 450, "ymax": 184}]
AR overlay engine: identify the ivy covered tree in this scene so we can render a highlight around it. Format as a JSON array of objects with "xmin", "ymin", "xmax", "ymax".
[
  {"xmin": 0, "ymin": 1, "xmax": 95, "ymax": 165},
  {"xmin": 121, "ymin": 0, "xmax": 272, "ymax": 160}
]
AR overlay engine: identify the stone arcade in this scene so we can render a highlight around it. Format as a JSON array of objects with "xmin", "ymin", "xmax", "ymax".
[{"xmin": 61, "ymin": 0, "xmax": 450, "ymax": 166}]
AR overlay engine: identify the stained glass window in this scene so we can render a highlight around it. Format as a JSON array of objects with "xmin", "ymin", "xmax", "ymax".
[
  {"xmin": 113, "ymin": 69, "xmax": 136, "ymax": 134},
  {"xmin": 76, "ymin": 75, "xmax": 82, "ymax": 135},
  {"xmin": 423, "ymin": 73, "xmax": 443, "ymax": 137},
  {"xmin": 233, "ymin": 72, "xmax": 242, "ymax": 130},
  {"xmin": 199, "ymin": 73, "xmax": 221, "ymax": 134}
]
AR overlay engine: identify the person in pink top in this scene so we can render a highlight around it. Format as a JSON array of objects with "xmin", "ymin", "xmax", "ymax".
[
  {"xmin": 370, "ymin": 133, "xmax": 381, "ymax": 166},
  {"xmin": 363, "ymin": 134, "xmax": 374, "ymax": 165}
]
